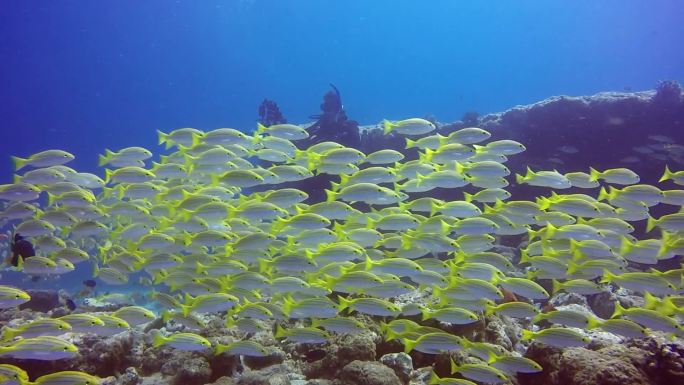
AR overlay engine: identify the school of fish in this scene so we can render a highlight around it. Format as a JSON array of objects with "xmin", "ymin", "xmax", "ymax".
[{"xmin": 0, "ymin": 118, "xmax": 683, "ymax": 385}]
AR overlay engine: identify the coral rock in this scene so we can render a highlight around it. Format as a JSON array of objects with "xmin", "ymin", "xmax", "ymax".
[
  {"xmin": 521, "ymin": 335, "xmax": 684, "ymax": 385},
  {"xmin": 19, "ymin": 290, "xmax": 59, "ymax": 312},
  {"xmin": 335, "ymin": 360, "xmax": 402, "ymax": 385},
  {"xmin": 175, "ymin": 356, "xmax": 212, "ymax": 385},
  {"xmin": 236, "ymin": 362, "xmax": 304, "ymax": 385},
  {"xmin": 380, "ymin": 353, "xmax": 413, "ymax": 384},
  {"xmin": 117, "ymin": 367, "xmax": 142, "ymax": 385},
  {"xmin": 301, "ymin": 331, "xmax": 378, "ymax": 379}
]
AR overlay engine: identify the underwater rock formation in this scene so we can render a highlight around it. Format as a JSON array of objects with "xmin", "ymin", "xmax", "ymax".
[
  {"xmin": 379, "ymin": 352, "xmax": 413, "ymax": 384},
  {"xmin": 336, "ymin": 360, "xmax": 402, "ymax": 385},
  {"xmin": 359, "ymin": 82, "xmax": 684, "ymax": 186},
  {"xmin": 521, "ymin": 335, "xmax": 684, "ymax": 385},
  {"xmin": 18, "ymin": 289, "xmax": 59, "ymax": 312}
]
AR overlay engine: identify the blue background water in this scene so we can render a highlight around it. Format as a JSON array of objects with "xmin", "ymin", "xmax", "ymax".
[
  {"xmin": 1, "ymin": 0, "xmax": 683, "ymax": 181},
  {"xmin": 1, "ymin": 1, "xmax": 683, "ymax": 292}
]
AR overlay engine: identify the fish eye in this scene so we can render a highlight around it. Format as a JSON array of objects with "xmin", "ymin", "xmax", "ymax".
[{"xmin": 15, "ymin": 294, "xmax": 21, "ymax": 299}]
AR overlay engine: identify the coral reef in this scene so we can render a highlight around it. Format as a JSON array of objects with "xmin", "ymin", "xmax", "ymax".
[
  {"xmin": 522, "ymin": 335, "xmax": 684, "ymax": 385},
  {"xmin": 258, "ymin": 99, "xmax": 287, "ymax": 127},
  {"xmin": 2, "ymin": 84, "xmax": 684, "ymax": 385},
  {"xmin": 18, "ymin": 290, "xmax": 59, "ymax": 312},
  {"xmin": 335, "ymin": 360, "xmax": 402, "ymax": 385},
  {"xmin": 359, "ymin": 82, "xmax": 684, "ymax": 187}
]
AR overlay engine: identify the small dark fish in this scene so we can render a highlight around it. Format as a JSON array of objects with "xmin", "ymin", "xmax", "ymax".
[
  {"xmin": 6, "ymin": 233, "xmax": 35, "ymax": 267},
  {"xmin": 303, "ymin": 349, "xmax": 326, "ymax": 362},
  {"xmin": 541, "ymin": 302, "xmax": 556, "ymax": 313},
  {"xmin": 501, "ymin": 287, "xmax": 518, "ymax": 303},
  {"xmin": 65, "ymin": 299, "xmax": 76, "ymax": 311},
  {"xmin": 83, "ymin": 279, "xmax": 97, "ymax": 288}
]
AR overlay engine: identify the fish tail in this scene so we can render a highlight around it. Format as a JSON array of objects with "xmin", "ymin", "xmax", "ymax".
[
  {"xmin": 11, "ymin": 156, "xmax": 27, "ymax": 170},
  {"xmin": 427, "ymin": 371, "xmax": 442, "ymax": 385},
  {"xmin": 515, "ymin": 174, "xmax": 525, "ymax": 184},
  {"xmin": 382, "ymin": 120, "xmax": 394, "ymax": 135},
  {"xmin": 463, "ymin": 191, "xmax": 473, "ymax": 202},
  {"xmin": 180, "ymin": 304, "xmax": 192, "ymax": 317},
  {"xmin": 424, "ymin": 148, "xmax": 434, "ymax": 163},
  {"xmin": 337, "ymin": 295, "xmax": 352, "ymax": 313},
  {"xmin": 256, "ymin": 122, "xmax": 268, "ymax": 134},
  {"xmin": 419, "ymin": 307, "xmax": 431, "ymax": 321},
  {"xmin": 449, "ymin": 357, "xmax": 460, "ymax": 374},
  {"xmin": 364, "ymin": 255, "xmax": 375, "ymax": 271},
  {"xmin": 160, "ymin": 310, "xmax": 173, "ymax": 322},
  {"xmin": 657, "ymin": 242, "xmax": 670, "ymax": 258},
  {"xmin": 156, "ymin": 130, "xmax": 170, "ymax": 148},
  {"xmin": 610, "ymin": 301, "xmax": 626, "ymax": 318},
  {"xmin": 527, "ymin": 227, "xmax": 540, "ymax": 241},
  {"xmin": 0, "ymin": 327, "xmax": 16, "ymax": 341},
  {"xmin": 403, "ymin": 338, "xmax": 417, "ymax": 353},
  {"xmin": 307, "ymin": 152, "xmax": 321, "ymax": 170},
  {"xmin": 661, "ymin": 297, "xmax": 680, "ymax": 316},
  {"xmin": 597, "ymin": 186, "xmax": 609, "ymax": 201},
  {"xmin": 599, "ymin": 268, "xmax": 616, "ymax": 284},
  {"xmin": 324, "ymin": 189, "xmax": 337, "ymax": 203},
  {"xmin": 660, "ymin": 165, "xmax": 672, "ymax": 182},
  {"xmin": 543, "ymin": 223, "xmax": 557, "ymax": 240},
  {"xmin": 214, "ymin": 343, "xmax": 228, "ymax": 355},
  {"xmin": 618, "ymin": 236, "xmax": 633, "ymax": 255},
  {"xmin": 551, "ymin": 279, "xmax": 563, "ymax": 295},
  {"xmin": 257, "ymin": 258, "xmax": 271, "ymax": 275},
  {"xmin": 589, "ymin": 167, "xmax": 601, "ymax": 182},
  {"xmin": 281, "ymin": 296, "xmax": 295, "ymax": 317},
  {"xmin": 190, "ymin": 132, "xmax": 202, "ymax": 148},
  {"xmin": 405, "ymin": 138, "xmax": 416, "ymax": 149},
  {"xmin": 400, "ymin": 235, "xmax": 412, "ymax": 250},
  {"xmin": 536, "ymin": 196, "xmax": 550, "ymax": 210},
  {"xmin": 484, "ymin": 302, "xmax": 496, "ymax": 317},
  {"xmin": 531, "ymin": 312, "xmax": 545, "ymax": 323},
  {"xmin": 520, "ymin": 329, "xmax": 535, "ymax": 341},
  {"xmin": 643, "ymin": 292, "xmax": 660, "ymax": 310},
  {"xmin": 104, "ymin": 169, "xmax": 113, "ymax": 185},
  {"xmin": 519, "ymin": 248, "xmax": 530, "ymax": 264},
  {"xmin": 646, "ymin": 215, "xmax": 657, "ymax": 233},
  {"xmin": 274, "ymin": 324, "xmax": 286, "ymax": 339},
  {"xmin": 152, "ymin": 330, "xmax": 167, "ymax": 348},
  {"xmin": 429, "ymin": 201, "xmax": 441, "ymax": 217}
]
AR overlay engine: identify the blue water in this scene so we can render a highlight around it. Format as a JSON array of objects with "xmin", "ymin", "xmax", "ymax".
[{"xmin": 1, "ymin": 0, "xmax": 683, "ymax": 182}]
